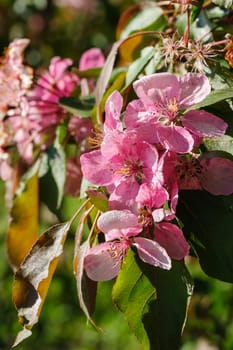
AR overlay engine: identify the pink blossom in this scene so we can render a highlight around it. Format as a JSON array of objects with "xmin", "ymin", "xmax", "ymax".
[
  {"xmin": 0, "ymin": 39, "xmax": 33, "ymax": 117},
  {"xmin": 125, "ymin": 73, "xmax": 227, "ymax": 153},
  {"xmin": 26, "ymin": 56, "xmax": 79, "ymax": 146},
  {"xmin": 68, "ymin": 117, "xmax": 93, "ymax": 143},
  {"xmin": 84, "ymin": 210, "xmax": 171, "ymax": 281},
  {"xmin": 81, "ymin": 130, "xmax": 159, "ymax": 211},
  {"xmin": 176, "ymin": 155, "xmax": 233, "ymax": 195},
  {"xmin": 136, "ymin": 183, "xmax": 189, "ymax": 260},
  {"xmin": 79, "ymin": 48, "xmax": 105, "ymax": 71},
  {"xmin": 64, "ymin": 157, "xmax": 82, "ymax": 197}
]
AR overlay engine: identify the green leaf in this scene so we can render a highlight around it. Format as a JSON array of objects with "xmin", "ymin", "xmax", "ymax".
[
  {"xmin": 204, "ymin": 135, "xmax": 233, "ymax": 156},
  {"xmin": 59, "ymin": 95, "xmax": 95, "ymax": 117},
  {"xmin": 212, "ymin": 0, "xmax": 233, "ymax": 8},
  {"xmin": 177, "ymin": 10, "xmax": 213, "ymax": 42},
  {"xmin": 178, "ymin": 191, "xmax": 233, "ymax": 282},
  {"xmin": 112, "ymin": 249, "xmax": 193, "ymax": 350},
  {"xmin": 120, "ymin": 6, "xmax": 164, "ymax": 39},
  {"xmin": 40, "ymin": 143, "xmax": 65, "ymax": 211},
  {"xmin": 124, "ymin": 46, "xmax": 155, "ymax": 89},
  {"xmin": 189, "ymin": 89, "xmax": 233, "ymax": 110},
  {"xmin": 112, "ymin": 249, "xmax": 155, "ymax": 350},
  {"xmin": 72, "ymin": 67, "xmax": 102, "ymax": 79},
  {"xmin": 152, "ymin": 260, "xmax": 193, "ymax": 350}
]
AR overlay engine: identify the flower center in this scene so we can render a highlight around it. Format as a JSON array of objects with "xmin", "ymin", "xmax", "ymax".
[
  {"xmin": 175, "ymin": 157, "xmax": 203, "ymax": 189},
  {"xmin": 117, "ymin": 160, "xmax": 143, "ymax": 183}
]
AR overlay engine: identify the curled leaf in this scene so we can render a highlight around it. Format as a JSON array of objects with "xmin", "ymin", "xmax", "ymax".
[{"xmin": 12, "ymin": 221, "xmax": 72, "ymax": 346}]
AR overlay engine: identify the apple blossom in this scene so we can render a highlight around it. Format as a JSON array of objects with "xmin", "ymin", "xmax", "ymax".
[
  {"xmin": 84, "ymin": 210, "xmax": 171, "ymax": 281},
  {"xmin": 124, "ymin": 73, "xmax": 227, "ymax": 153}
]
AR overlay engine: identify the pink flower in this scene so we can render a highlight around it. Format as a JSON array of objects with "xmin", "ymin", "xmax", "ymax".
[
  {"xmin": 124, "ymin": 73, "xmax": 227, "ymax": 153},
  {"xmin": 0, "ymin": 38, "xmax": 33, "ymax": 117},
  {"xmin": 176, "ymin": 155, "xmax": 233, "ymax": 195},
  {"xmin": 84, "ymin": 210, "xmax": 171, "ymax": 281},
  {"xmin": 25, "ymin": 56, "xmax": 79, "ymax": 146},
  {"xmin": 136, "ymin": 183, "xmax": 190, "ymax": 260},
  {"xmin": 64, "ymin": 157, "xmax": 82, "ymax": 197},
  {"xmin": 81, "ymin": 130, "xmax": 159, "ymax": 211},
  {"xmin": 79, "ymin": 48, "xmax": 105, "ymax": 71},
  {"xmin": 78, "ymin": 48, "xmax": 105, "ymax": 96}
]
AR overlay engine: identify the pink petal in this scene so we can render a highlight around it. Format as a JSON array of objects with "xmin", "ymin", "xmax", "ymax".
[
  {"xmin": 183, "ymin": 110, "xmax": 227, "ymax": 137},
  {"xmin": 179, "ymin": 73, "xmax": 211, "ymax": 109},
  {"xmin": 97, "ymin": 209, "xmax": 142, "ymax": 240},
  {"xmin": 79, "ymin": 48, "xmax": 105, "ymax": 70},
  {"xmin": 133, "ymin": 237, "xmax": 171, "ymax": 270},
  {"xmin": 200, "ymin": 157, "xmax": 233, "ymax": 195},
  {"xmin": 108, "ymin": 179, "xmax": 140, "ymax": 214},
  {"xmin": 137, "ymin": 141, "xmax": 158, "ymax": 178},
  {"xmin": 133, "ymin": 73, "xmax": 180, "ymax": 108},
  {"xmin": 80, "ymin": 150, "xmax": 113, "ymax": 186},
  {"xmin": 84, "ymin": 241, "xmax": 126, "ymax": 281},
  {"xmin": 49, "ymin": 56, "xmax": 73, "ymax": 79},
  {"xmin": 157, "ymin": 125, "xmax": 194, "ymax": 153},
  {"xmin": 136, "ymin": 182, "xmax": 169, "ymax": 209},
  {"xmin": 124, "ymin": 99, "xmax": 149, "ymax": 128},
  {"xmin": 154, "ymin": 222, "xmax": 189, "ymax": 260},
  {"xmin": 104, "ymin": 91, "xmax": 123, "ymax": 131}
]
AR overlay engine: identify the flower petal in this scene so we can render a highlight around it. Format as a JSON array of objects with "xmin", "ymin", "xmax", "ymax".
[
  {"xmin": 97, "ymin": 209, "xmax": 142, "ymax": 240},
  {"xmin": 133, "ymin": 73, "xmax": 180, "ymax": 108},
  {"xmin": 183, "ymin": 110, "xmax": 227, "ymax": 137},
  {"xmin": 79, "ymin": 48, "xmax": 105, "ymax": 70},
  {"xmin": 200, "ymin": 157, "xmax": 233, "ymax": 195},
  {"xmin": 133, "ymin": 237, "xmax": 171, "ymax": 270},
  {"xmin": 80, "ymin": 150, "xmax": 113, "ymax": 186},
  {"xmin": 154, "ymin": 222, "xmax": 189, "ymax": 260},
  {"xmin": 157, "ymin": 125, "xmax": 194, "ymax": 153},
  {"xmin": 179, "ymin": 73, "xmax": 211, "ymax": 109},
  {"xmin": 104, "ymin": 90, "xmax": 123, "ymax": 131},
  {"xmin": 84, "ymin": 242, "xmax": 124, "ymax": 281}
]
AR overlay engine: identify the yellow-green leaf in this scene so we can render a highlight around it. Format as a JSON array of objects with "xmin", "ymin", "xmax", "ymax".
[{"xmin": 7, "ymin": 167, "xmax": 39, "ymax": 271}]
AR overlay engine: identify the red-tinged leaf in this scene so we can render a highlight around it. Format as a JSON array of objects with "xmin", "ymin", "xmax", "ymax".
[
  {"xmin": 12, "ymin": 221, "xmax": 72, "ymax": 347},
  {"xmin": 74, "ymin": 241, "xmax": 97, "ymax": 325},
  {"xmin": 73, "ymin": 205, "xmax": 99, "ymax": 327},
  {"xmin": 94, "ymin": 31, "xmax": 159, "ymax": 122},
  {"xmin": 95, "ymin": 40, "xmax": 124, "ymax": 122},
  {"xmin": 7, "ymin": 166, "xmax": 39, "ymax": 271}
]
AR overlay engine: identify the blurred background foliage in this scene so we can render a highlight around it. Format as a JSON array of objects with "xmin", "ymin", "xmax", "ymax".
[{"xmin": 1, "ymin": 1, "xmax": 233, "ymax": 349}]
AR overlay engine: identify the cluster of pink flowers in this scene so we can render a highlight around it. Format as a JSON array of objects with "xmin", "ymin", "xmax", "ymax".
[
  {"xmin": 0, "ymin": 39, "xmax": 104, "ymax": 194},
  {"xmin": 81, "ymin": 72, "xmax": 233, "ymax": 281}
]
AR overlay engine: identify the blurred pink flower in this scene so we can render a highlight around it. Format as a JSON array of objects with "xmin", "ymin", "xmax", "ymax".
[
  {"xmin": 54, "ymin": 0, "xmax": 97, "ymax": 13},
  {"xmin": 0, "ymin": 38, "xmax": 33, "ymax": 117},
  {"xmin": 176, "ymin": 156, "xmax": 233, "ymax": 195},
  {"xmin": 64, "ymin": 157, "xmax": 82, "ymax": 197},
  {"xmin": 79, "ymin": 48, "xmax": 105, "ymax": 71}
]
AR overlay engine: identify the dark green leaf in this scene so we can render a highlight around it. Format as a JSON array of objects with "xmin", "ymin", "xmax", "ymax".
[
  {"xmin": 39, "ymin": 143, "xmax": 65, "ymax": 212},
  {"xmin": 112, "ymin": 249, "xmax": 193, "ymax": 350},
  {"xmin": 178, "ymin": 191, "xmax": 233, "ymax": 282},
  {"xmin": 59, "ymin": 96, "xmax": 95, "ymax": 117}
]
